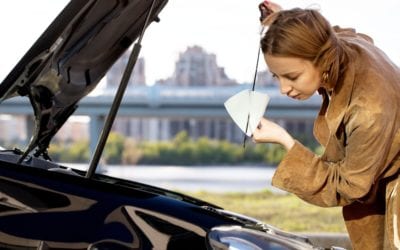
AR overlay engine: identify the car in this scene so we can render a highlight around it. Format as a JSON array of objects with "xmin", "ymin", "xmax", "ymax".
[{"xmin": 0, "ymin": 1, "xmax": 350, "ymax": 249}]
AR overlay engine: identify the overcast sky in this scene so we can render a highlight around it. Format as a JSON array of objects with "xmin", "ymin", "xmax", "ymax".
[{"xmin": 0, "ymin": 0, "xmax": 398, "ymax": 85}]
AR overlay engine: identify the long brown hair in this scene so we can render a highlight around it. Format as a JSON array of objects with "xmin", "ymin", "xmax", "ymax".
[{"xmin": 261, "ymin": 8, "xmax": 347, "ymax": 89}]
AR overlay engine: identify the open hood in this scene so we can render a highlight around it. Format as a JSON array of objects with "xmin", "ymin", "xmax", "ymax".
[{"xmin": 0, "ymin": 0, "xmax": 168, "ymax": 160}]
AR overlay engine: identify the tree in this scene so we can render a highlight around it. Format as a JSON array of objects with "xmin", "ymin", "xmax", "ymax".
[
  {"xmin": 122, "ymin": 138, "xmax": 143, "ymax": 165},
  {"xmin": 104, "ymin": 132, "xmax": 125, "ymax": 165}
]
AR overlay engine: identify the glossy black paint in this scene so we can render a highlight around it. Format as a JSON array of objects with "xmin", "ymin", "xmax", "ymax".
[{"xmin": 0, "ymin": 157, "xmax": 246, "ymax": 249}]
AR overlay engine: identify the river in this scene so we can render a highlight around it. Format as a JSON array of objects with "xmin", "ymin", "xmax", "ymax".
[{"xmin": 68, "ymin": 164, "xmax": 284, "ymax": 193}]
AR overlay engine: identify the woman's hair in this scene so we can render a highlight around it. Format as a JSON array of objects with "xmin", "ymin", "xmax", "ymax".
[{"xmin": 261, "ymin": 8, "xmax": 347, "ymax": 88}]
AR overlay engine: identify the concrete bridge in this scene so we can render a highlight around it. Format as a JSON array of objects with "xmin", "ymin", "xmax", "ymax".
[
  {"xmin": 0, "ymin": 85, "xmax": 321, "ymax": 117},
  {"xmin": 0, "ymin": 85, "xmax": 322, "ymax": 153}
]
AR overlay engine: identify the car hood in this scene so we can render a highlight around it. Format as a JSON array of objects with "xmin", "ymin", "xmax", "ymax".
[{"xmin": 0, "ymin": 0, "xmax": 168, "ymax": 158}]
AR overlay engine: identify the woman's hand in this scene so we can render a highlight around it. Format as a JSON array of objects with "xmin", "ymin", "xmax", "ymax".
[
  {"xmin": 258, "ymin": 1, "xmax": 282, "ymax": 22},
  {"xmin": 252, "ymin": 117, "xmax": 295, "ymax": 151}
]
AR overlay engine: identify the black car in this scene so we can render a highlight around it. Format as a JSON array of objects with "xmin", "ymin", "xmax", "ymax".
[{"xmin": 0, "ymin": 1, "xmax": 349, "ymax": 249}]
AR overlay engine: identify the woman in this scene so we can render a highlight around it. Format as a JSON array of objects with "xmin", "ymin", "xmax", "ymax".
[{"xmin": 254, "ymin": 2, "xmax": 400, "ymax": 249}]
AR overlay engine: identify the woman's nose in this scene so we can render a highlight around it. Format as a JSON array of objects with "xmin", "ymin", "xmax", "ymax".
[{"xmin": 279, "ymin": 80, "xmax": 292, "ymax": 95}]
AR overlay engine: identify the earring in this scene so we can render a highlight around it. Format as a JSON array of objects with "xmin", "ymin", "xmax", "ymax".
[{"xmin": 322, "ymin": 71, "xmax": 329, "ymax": 83}]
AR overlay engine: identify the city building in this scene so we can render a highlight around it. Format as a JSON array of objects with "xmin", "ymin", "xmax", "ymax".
[
  {"xmin": 156, "ymin": 45, "xmax": 237, "ymax": 86},
  {"xmin": 106, "ymin": 50, "xmax": 146, "ymax": 88}
]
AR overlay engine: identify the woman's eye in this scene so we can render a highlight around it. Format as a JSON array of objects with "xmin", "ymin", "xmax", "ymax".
[
  {"xmin": 287, "ymin": 75, "xmax": 298, "ymax": 81},
  {"xmin": 271, "ymin": 73, "xmax": 277, "ymax": 78}
]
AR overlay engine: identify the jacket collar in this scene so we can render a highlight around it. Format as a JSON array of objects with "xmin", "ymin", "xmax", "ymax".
[
  {"xmin": 325, "ymin": 60, "xmax": 355, "ymax": 133},
  {"xmin": 314, "ymin": 56, "xmax": 355, "ymax": 144}
]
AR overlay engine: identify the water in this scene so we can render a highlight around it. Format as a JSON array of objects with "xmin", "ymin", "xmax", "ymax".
[{"xmin": 68, "ymin": 164, "xmax": 284, "ymax": 193}]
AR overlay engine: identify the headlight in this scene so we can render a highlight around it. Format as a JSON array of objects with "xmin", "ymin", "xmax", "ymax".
[{"xmin": 206, "ymin": 225, "xmax": 314, "ymax": 250}]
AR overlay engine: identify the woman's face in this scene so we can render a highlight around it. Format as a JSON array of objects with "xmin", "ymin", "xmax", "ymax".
[{"xmin": 265, "ymin": 54, "xmax": 322, "ymax": 100}]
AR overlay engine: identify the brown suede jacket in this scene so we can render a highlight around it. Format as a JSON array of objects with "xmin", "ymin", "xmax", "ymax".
[{"xmin": 272, "ymin": 28, "xmax": 400, "ymax": 249}]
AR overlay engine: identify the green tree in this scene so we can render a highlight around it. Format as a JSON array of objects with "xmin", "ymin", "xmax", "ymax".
[
  {"xmin": 264, "ymin": 144, "xmax": 286, "ymax": 165},
  {"xmin": 104, "ymin": 132, "xmax": 125, "ymax": 165},
  {"xmin": 194, "ymin": 137, "xmax": 218, "ymax": 164},
  {"xmin": 46, "ymin": 129, "xmax": 326, "ymax": 165},
  {"xmin": 122, "ymin": 138, "xmax": 142, "ymax": 165},
  {"xmin": 214, "ymin": 140, "xmax": 242, "ymax": 164},
  {"xmin": 48, "ymin": 142, "xmax": 66, "ymax": 162},
  {"xmin": 242, "ymin": 144, "xmax": 268, "ymax": 164},
  {"xmin": 62, "ymin": 140, "xmax": 90, "ymax": 163},
  {"xmin": 139, "ymin": 142, "xmax": 161, "ymax": 164},
  {"xmin": 173, "ymin": 131, "xmax": 190, "ymax": 146}
]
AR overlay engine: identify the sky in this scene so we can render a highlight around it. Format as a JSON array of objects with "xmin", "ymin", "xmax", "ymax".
[{"xmin": 0, "ymin": 0, "xmax": 399, "ymax": 85}]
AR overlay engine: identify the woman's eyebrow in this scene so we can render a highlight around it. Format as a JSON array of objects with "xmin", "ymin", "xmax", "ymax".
[
  {"xmin": 268, "ymin": 68, "xmax": 302, "ymax": 77},
  {"xmin": 272, "ymin": 70, "xmax": 301, "ymax": 78},
  {"xmin": 282, "ymin": 71, "xmax": 301, "ymax": 77}
]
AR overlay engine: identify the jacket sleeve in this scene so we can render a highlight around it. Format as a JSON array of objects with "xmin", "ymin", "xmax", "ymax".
[{"xmin": 272, "ymin": 102, "xmax": 397, "ymax": 207}]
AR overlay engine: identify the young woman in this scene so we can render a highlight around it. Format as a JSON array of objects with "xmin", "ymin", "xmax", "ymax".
[{"xmin": 254, "ymin": 2, "xmax": 400, "ymax": 249}]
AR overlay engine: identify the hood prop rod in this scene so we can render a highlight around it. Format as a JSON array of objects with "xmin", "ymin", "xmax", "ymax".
[{"xmin": 86, "ymin": 0, "xmax": 158, "ymax": 178}]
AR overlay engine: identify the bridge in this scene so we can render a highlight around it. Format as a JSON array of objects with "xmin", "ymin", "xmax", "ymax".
[
  {"xmin": 0, "ymin": 85, "xmax": 321, "ymax": 117},
  {"xmin": 0, "ymin": 85, "xmax": 321, "ymax": 153}
]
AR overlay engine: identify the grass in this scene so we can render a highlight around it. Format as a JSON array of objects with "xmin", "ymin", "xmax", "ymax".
[{"xmin": 183, "ymin": 190, "xmax": 347, "ymax": 233}]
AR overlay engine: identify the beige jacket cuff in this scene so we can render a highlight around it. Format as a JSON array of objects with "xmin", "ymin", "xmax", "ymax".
[{"xmin": 271, "ymin": 140, "xmax": 316, "ymax": 194}]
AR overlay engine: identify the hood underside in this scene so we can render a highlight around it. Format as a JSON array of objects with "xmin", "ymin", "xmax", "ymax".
[{"xmin": 0, "ymin": 0, "xmax": 168, "ymax": 159}]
